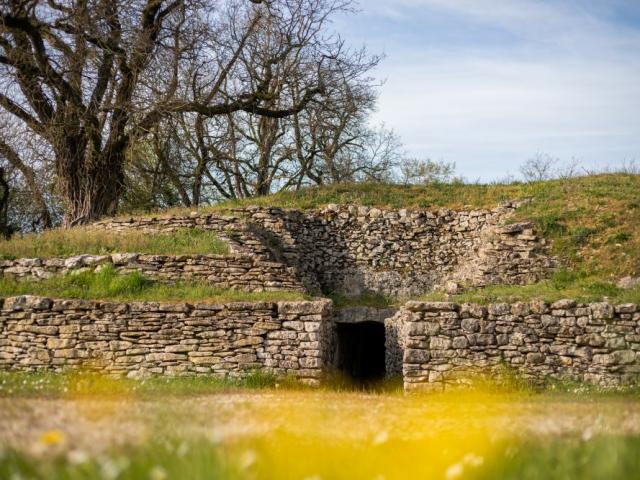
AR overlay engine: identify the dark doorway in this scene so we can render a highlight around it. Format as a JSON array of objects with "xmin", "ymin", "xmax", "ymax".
[{"xmin": 335, "ymin": 321, "xmax": 386, "ymax": 384}]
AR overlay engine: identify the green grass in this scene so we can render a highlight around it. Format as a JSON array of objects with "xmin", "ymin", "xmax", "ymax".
[
  {"xmin": 0, "ymin": 265, "xmax": 306, "ymax": 303},
  {"xmin": 3, "ymin": 368, "xmax": 639, "ymax": 400},
  {"xmin": 0, "ymin": 438, "xmax": 238, "ymax": 480},
  {"xmin": 0, "ymin": 228, "xmax": 229, "ymax": 260},
  {"xmin": 422, "ymin": 269, "xmax": 640, "ymax": 304},
  {"xmin": 476, "ymin": 436, "xmax": 640, "ymax": 480},
  {"xmin": 2, "ymin": 432, "xmax": 640, "ymax": 480},
  {"xmin": 0, "ymin": 371, "xmax": 299, "ymax": 398}
]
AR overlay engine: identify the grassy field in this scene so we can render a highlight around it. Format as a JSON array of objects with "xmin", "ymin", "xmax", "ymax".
[
  {"xmin": 0, "ymin": 228, "xmax": 229, "ymax": 260},
  {"xmin": 0, "ymin": 265, "xmax": 306, "ymax": 303},
  {"xmin": 2, "ymin": 372, "xmax": 640, "ymax": 479}
]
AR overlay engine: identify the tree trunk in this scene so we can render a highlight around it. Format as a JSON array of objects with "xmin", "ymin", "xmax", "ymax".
[
  {"xmin": 57, "ymin": 147, "xmax": 125, "ymax": 227},
  {"xmin": 0, "ymin": 167, "xmax": 14, "ymax": 239}
]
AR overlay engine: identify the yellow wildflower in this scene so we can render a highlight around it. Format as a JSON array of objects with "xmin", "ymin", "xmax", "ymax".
[{"xmin": 39, "ymin": 430, "xmax": 65, "ymax": 446}]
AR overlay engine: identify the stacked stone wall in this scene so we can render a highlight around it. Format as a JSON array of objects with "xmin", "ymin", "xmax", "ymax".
[
  {"xmin": 3, "ymin": 295, "xmax": 640, "ymax": 389},
  {"xmin": 0, "ymin": 295, "xmax": 331, "ymax": 384},
  {"xmin": 0, "ymin": 254, "xmax": 304, "ymax": 292},
  {"xmin": 400, "ymin": 300, "xmax": 640, "ymax": 391},
  {"xmin": 241, "ymin": 204, "xmax": 556, "ymax": 297},
  {"xmin": 94, "ymin": 203, "xmax": 557, "ymax": 297}
]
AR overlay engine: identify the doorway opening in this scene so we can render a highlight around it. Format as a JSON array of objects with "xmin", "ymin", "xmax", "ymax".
[{"xmin": 335, "ymin": 321, "xmax": 386, "ymax": 385}]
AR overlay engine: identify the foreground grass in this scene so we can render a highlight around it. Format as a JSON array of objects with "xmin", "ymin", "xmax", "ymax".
[
  {"xmin": 0, "ymin": 266, "xmax": 306, "ymax": 303},
  {"xmin": 2, "ymin": 376, "xmax": 640, "ymax": 479},
  {"xmin": 0, "ymin": 371, "xmax": 297, "ymax": 398},
  {"xmin": 3, "ymin": 434, "xmax": 640, "ymax": 480},
  {"xmin": 0, "ymin": 228, "xmax": 229, "ymax": 260},
  {"xmin": 2, "ymin": 370, "xmax": 640, "ymax": 399}
]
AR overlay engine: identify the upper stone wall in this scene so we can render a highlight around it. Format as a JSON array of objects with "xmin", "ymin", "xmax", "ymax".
[
  {"xmin": 0, "ymin": 253, "xmax": 304, "ymax": 292},
  {"xmin": 399, "ymin": 300, "xmax": 640, "ymax": 391},
  {"xmin": 93, "ymin": 203, "xmax": 557, "ymax": 297}
]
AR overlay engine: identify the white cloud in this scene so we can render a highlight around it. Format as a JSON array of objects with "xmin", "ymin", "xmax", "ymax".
[{"xmin": 345, "ymin": 0, "xmax": 640, "ymax": 179}]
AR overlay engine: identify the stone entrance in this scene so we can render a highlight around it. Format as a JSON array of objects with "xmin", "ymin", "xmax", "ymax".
[{"xmin": 334, "ymin": 321, "xmax": 386, "ymax": 384}]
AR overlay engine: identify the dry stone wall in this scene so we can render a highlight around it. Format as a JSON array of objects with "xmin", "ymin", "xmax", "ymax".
[
  {"xmin": 0, "ymin": 295, "xmax": 331, "ymax": 384},
  {"xmin": 94, "ymin": 203, "xmax": 557, "ymax": 297},
  {"xmin": 0, "ymin": 254, "xmax": 304, "ymax": 292},
  {"xmin": 399, "ymin": 300, "xmax": 640, "ymax": 391},
  {"xmin": 3, "ymin": 294, "xmax": 640, "ymax": 389},
  {"xmin": 240, "ymin": 204, "xmax": 556, "ymax": 296}
]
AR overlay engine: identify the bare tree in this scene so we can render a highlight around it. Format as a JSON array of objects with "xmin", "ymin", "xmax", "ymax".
[
  {"xmin": 520, "ymin": 153, "xmax": 558, "ymax": 182},
  {"xmin": 0, "ymin": 117, "xmax": 54, "ymax": 229},
  {"xmin": 133, "ymin": 0, "xmax": 389, "ymax": 203},
  {"xmin": 0, "ymin": 0, "xmax": 323, "ymax": 226},
  {"xmin": 399, "ymin": 157, "xmax": 456, "ymax": 185}
]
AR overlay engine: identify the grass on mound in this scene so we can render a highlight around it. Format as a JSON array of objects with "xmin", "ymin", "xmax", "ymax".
[
  {"xmin": 423, "ymin": 269, "xmax": 640, "ymax": 305},
  {"xmin": 0, "ymin": 228, "xmax": 228, "ymax": 260},
  {"xmin": 126, "ymin": 174, "xmax": 640, "ymax": 281},
  {"xmin": 0, "ymin": 265, "xmax": 306, "ymax": 303}
]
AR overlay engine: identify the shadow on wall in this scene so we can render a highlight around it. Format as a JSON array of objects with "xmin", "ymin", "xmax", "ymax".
[{"xmin": 239, "ymin": 205, "xmax": 556, "ymax": 298}]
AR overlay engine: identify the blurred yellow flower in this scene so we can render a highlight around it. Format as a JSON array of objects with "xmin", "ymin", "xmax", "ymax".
[{"xmin": 39, "ymin": 430, "xmax": 65, "ymax": 446}]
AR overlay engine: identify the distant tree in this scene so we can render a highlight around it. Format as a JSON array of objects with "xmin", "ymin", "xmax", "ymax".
[
  {"xmin": 520, "ymin": 153, "xmax": 558, "ymax": 182},
  {"xmin": 399, "ymin": 158, "xmax": 456, "ymax": 185}
]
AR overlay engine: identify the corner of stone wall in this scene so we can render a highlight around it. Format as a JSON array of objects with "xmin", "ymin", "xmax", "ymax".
[
  {"xmin": 384, "ymin": 309, "xmax": 410, "ymax": 377},
  {"xmin": 398, "ymin": 300, "xmax": 640, "ymax": 392},
  {"xmin": 276, "ymin": 299, "xmax": 333, "ymax": 386}
]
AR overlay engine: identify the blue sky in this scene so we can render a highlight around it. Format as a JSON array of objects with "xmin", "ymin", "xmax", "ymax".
[{"xmin": 334, "ymin": 0, "xmax": 640, "ymax": 180}]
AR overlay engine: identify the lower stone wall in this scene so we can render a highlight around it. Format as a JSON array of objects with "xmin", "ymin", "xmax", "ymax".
[
  {"xmin": 5, "ymin": 295, "xmax": 638, "ymax": 390},
  {"xmin": 400, "ymin": 300, "xmax": 640, "ymax": 391},
  {"xmin": 0, "ymin": 254, "xmax": 305, "ymax": 292},
  {"xmin": 0, "ymin": 296, "xmax": 331, "ymax": 384}
]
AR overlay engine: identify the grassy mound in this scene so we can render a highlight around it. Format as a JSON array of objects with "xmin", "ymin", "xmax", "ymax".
[
  {"xmin": 0, "ymin": 228, "xmax": 229, "ymax": 260},
  {"xmin": 0, "ymin": 265, "xmax": 306, "ymax": 303},
  {"xmin": 3, "ymin": 174, "xmax": 638, "ymax": 303},
  {"xmin": 135, "ymin": 174, "xmax": 639, "ymax": 282}
]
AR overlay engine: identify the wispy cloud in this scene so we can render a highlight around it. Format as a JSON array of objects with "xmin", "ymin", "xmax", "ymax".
[{"xmin": 338, "ymin": 0, "xmax": 640, "ymax": 179}]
